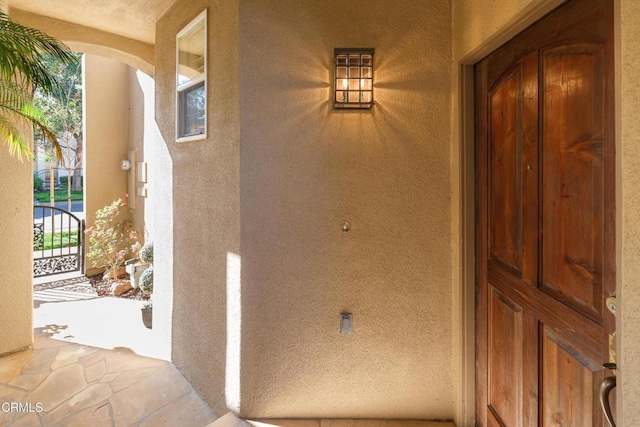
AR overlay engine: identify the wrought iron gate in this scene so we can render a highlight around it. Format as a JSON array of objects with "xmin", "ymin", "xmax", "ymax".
[{"xmin": 33, "ymin": 205, "xmax": 85, "ymax": 277}]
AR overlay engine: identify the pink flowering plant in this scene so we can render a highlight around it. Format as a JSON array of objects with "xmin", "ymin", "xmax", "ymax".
[{"xmin": 85, "ymin": 195, "xmax": 139, "ymax": 280}]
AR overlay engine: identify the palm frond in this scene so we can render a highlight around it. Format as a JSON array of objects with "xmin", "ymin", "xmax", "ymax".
[
  {"xmin": 0, "ymin": 80, "xmax": 62, "ymax": 161},
  {"xmin": 0, "ymin": 10, "xmax": 77, "ymax": 98},
  {"xmin": 0, "ymin": 116, "xmax": 32, "ymax": 161},
  {"xmin": 0, "ymin": 11, "xmax": 72, "ymax": 161}
]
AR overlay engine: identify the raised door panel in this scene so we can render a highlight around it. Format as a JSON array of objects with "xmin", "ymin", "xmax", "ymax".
[
  {"xmin": 488, "ymin": 66, "xmax": 524, "ymax": 276},
  {"xmin": 541, "ymin": 326, "xmax": 603, "ymax": 426},
  {"xmin": 487, "ymin": 288, "xmax": 524, "ymax": 426},
  {"xmin": 540, "ymin": 44, "xmax": 606, "ymax": 322}
]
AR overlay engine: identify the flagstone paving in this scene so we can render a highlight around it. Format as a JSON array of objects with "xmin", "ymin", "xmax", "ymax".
[{"xmin": 0, "ymin": 329, "xmax": 217, "ymax": 426}]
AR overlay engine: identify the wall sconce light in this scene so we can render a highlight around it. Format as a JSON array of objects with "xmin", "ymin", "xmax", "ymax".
[{"xmin": 334, "ymin": 48, "xmax": 374, "ymax": 109}]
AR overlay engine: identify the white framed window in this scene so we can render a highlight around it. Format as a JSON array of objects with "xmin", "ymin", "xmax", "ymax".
[{"xmin": 176, "ymin": 10, "xmax": 207, "ymax": 142}]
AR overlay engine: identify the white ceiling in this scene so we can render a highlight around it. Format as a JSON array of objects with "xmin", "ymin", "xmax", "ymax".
[{"xmin": 6, "ymin": 0, "xmax": 176, "ymax": 44}]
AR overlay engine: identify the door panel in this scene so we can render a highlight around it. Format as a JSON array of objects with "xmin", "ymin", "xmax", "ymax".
[
  {"xmin": 488, "ymin": 66, "xmax": 525, "ymax": 276},
  {"xmin": 476, "ymin": 0, "xmax": 615, "ymax": 425},
  {"xmin": 540, "ymin": 43, "xmax": 606, "ymax": 321},
  {"xmin": 488, "ymin": 288, "xmax": 524, "ymax": 426},
  {"xmin": 541, "ymin": 327, "xmax": 601, "ymax": 426}
]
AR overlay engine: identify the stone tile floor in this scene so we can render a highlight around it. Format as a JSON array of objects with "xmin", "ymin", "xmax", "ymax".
[
  {"xmin": 0, "ymin": 274, "xmax": 218, "ymax": 426},
  {"xmin": 0, "ymin": 328, "xmax": 218, "ymax": 426}
]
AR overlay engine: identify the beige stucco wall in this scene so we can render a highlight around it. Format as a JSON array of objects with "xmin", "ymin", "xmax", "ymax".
[
  {"xmin": 0, "ymin": 150, "xmax": 33, "ymax": 356},
  {"xmin": 128, "ymin": 68, "xmax": 174, "ymax": 359},
  {"xmin": 156, "ymin": 0, "xmax": 241, "ymax": 414},
  {"xmin": 84, "ymin": 54, "xmax": 131, "ymax": 274},
  {"xmin": 237, "ymin": 0, "xmax": 452, "ymax": 419},
  {"xmin": 127, "ymin": 67, "xmax": 146, "ymax": 230},
  {"xmin": 618, "ymin": 0, "xmax": 640, "ymax": 424},
  {"xmin": 157, "ymin": 0, "xmax": 454, "ymax": 419}
]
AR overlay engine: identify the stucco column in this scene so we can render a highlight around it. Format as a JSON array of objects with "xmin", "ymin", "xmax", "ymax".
[
  {"xmin": 83, "ymin": 54, "xmax": 130, "ymax": 275},
  {"xmin": 0, "ymin": 150, "xmax": 34, "ymax": 355}
]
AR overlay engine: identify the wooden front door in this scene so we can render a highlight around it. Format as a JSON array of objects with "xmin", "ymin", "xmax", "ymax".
[{"xmin": 475, "ymin": 0, "xmax": 615, "ymax": 425}]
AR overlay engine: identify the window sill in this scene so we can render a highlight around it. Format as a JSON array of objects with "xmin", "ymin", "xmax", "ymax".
[{"xmin": 176, "ymin": 134, "xmax": 207, "ymax": 143}]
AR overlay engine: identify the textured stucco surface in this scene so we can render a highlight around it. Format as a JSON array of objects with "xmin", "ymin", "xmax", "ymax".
[
  {"xmin": 84, "ymin": 54, "xmax": 130, "ymax": 274},
  {"xmin": 156, "ymin": 0, "xmax": 241, "ymax": 415},
  {"xmin": 128, "ymin": 67, "xmax": 146, "ymax": 228},
  {"xmin": 7, "ymin": 0, "xmax": 173, "ymax": 44},
  {"xmin": 158, "ymin": 0, "xmax": 453, "ymax": 419},
  {"xmin": 619, "ymin": 1, "xmax": 640, "ymax": 424},
  {"xmin": 8, "ymin": 9, "xmax": 154, "ymax": 76},
  {"xmin": 0, "ymin": 149, "xmax": 33, "ymax": 355},
  {"xmin": 452, "ymin": 0, "xmax": 563, "ymax": 62},
  {"xmin": 130, "ymin": 69, "xmax": 174, "ymax": 358},
  {"xmin": 237, "ymin": 0, "xmax": 452, "ymax": 418}
]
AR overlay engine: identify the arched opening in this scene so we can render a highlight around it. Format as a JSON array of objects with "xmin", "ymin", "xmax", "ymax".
[
  {"xmin": 32, "ymin": 52, "xmax": 172, "ymax": 361},
  {"xmin": 0, "ymin": 8, "xmax": 173, "ymax": 361},
  {"xmin": 31, "ymin": 51, "xmax": 173, "ymax": 360}
]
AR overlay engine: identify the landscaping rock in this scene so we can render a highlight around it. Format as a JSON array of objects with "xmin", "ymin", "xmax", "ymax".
[
  {"xmin": 103, "ymin": 266, "xmax": 126, "ymax": 280},
  {"xmin": 110, "ymin": 281, "xmax": 132, "ymax": 296}
]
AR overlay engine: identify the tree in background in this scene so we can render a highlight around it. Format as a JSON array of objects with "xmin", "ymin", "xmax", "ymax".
[
  {"xmin": 34, "ymin": 53, "xmax": 83, "ymax": 197},
  {"xmin": 0, "ymin": 10, "xmax": 76, "ymax": 161}
]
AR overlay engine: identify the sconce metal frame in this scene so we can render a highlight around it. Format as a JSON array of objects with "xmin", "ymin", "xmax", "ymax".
[{"xmin": 334, "ymin": 48, "xmax": 374, "ymax": 109}]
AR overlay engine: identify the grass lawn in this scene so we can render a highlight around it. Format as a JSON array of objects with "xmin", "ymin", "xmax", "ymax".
[
  {"xmin": 34, "ymin": 189, "xmax": 83, "ymax": 203},
  {"xmin": 35, "ymin": 231, "xmax": 80, "ymax": 250}
]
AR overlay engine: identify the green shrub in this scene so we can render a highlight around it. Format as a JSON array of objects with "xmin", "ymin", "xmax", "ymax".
[
  {"xmin": 60, "ymin": 176, "xmax": 83, "ymax": 187},
  {"xmin": 140, "ymin": 242, "xmax": 153, "ymax": 264},
  {"xmin": 140, "ymin": 265, "xmax": 153, "ymax": 294},
  {"xmin": 85, "ymin": 195, "xmax": 139, "ymax": 280},
  {"xmin": 34, "ymin": 176, "xmax": 44, "ymax": 191}
]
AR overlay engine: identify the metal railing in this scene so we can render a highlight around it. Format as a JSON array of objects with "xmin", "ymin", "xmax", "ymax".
[{"xmin": 33, "ymin": 205, "xmax": 85, "ymax": 277}]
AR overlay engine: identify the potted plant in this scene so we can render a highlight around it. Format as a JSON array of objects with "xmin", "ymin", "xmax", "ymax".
[
  {"xmin": 125, "ymin": 240, "xmax": 150, "ymax": 288},
  {"xmin": 139, "ymin": 242, "xmax": 153, "ymax": 328}
]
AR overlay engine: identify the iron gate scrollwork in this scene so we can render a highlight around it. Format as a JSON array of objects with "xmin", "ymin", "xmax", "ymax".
[{"xmin": 33, "ymin": 205, "xmax": 85, "ymax": 277}]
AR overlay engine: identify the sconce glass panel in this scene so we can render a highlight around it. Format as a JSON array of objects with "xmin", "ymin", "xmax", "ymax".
[{"xmin": 334, "ymin": 48, "xmax": 374, "ymax": 109}]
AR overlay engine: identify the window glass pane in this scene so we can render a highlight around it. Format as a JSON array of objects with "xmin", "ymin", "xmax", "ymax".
[
  {"xmin": 177, "ymin": 10, "xmax": 206, "ymax": 139},
  {"xmin": 179, "ymin": 82, "xmax": 205, "ymax": 137},
  {"xmin": 333, "ymin": 49, "xmax": 374, "ymax": 109},
  {"xmin": 336, "ymin": 55, "xmax": 348, "ymax": 66},
  {"xmin": 178, "ymin": 17, "xmax": 206, "ymax": 86}
]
